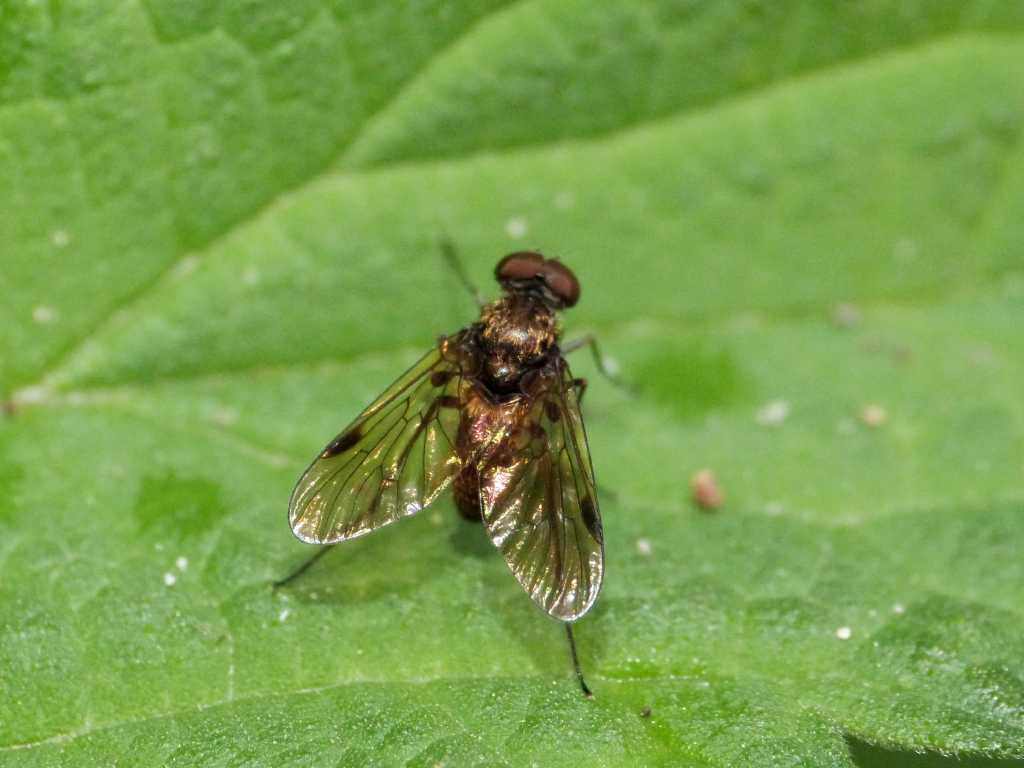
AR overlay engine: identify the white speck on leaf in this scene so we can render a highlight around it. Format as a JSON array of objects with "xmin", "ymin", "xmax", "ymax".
[
  {"xmin": 505, "ymin": 216, "xmax": 528, "ymax": 238},
  {"xmin": 764, "ymin": 501, "xmax": 784, "ymax": 516},
  {"xmin": 892, "ymin": 603, "xmax": 906, "ymax": 614},
  {"xmin": 51, "ymin": 229, "xmax": 71, "ymax": 248},
  {"xmin": 279, "ymin": 608, "xmax": 290, "ymax": 623},
  {"xmin": 175, "ymin": 556, "xmax": 188, "ymax": 571},
  {"xmin": 163, "ymin": 572, "xmax": 177, "ymax": 587},
  {"xmin": 756, "ymin": 399, "xmax": 790, "ymax": 427},
  {"xmin": 174, "ymin": 254, "xmax": 200, "ymax": 279},
  {"xmin": 11, "ymin": 385, "xmax": 50, "ymax": 405},
  {"xmin": 836, "ymin": 626, "xmax": 852, "ymax": 640},
  {"xmin": 636, "ymin": 538, "xmax": 653, "ymax": 556},
  {"xmin": 32, "ymin": 305, "xmax": 58, "ymax": 324}
]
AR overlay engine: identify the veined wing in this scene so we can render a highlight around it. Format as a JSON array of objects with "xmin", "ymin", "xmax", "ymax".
[
  {"xmin": 288, "ymin": 332, "xmax": 474, "ymax": 544},
  {"xmin": 478, "ymin": 357, "xmax": 604, "ymax": 621}
]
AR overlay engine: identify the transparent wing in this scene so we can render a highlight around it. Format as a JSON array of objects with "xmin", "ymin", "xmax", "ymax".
[
  {"xmin": 288, "ymin": 334, "xmax": 472, "ymax": 544},
  {"xmin": 478, "ymin": 358, "xmax": 604, "ymax": 621}
]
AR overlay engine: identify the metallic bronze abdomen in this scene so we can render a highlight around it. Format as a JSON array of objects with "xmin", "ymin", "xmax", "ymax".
[
  {"xmin": 453, "ymin": 384, "xmax": 529, "ymax": 523},
  {"xmin": 454, "ymin": 464, "xmax": 482, "ymax": 521}
]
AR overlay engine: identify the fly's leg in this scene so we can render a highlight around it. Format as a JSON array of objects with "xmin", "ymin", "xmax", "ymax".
[
  {"xmin": 561, "ymin": 334, "xmax": 632, "ymax": 395},
  {"xmin": 440, "ymin": 237, "xmax": 486, "ymax": 308},
  {"xmin": 572, "ymin": 377, "xmax": 588, "ymax": 403},
  {"xmin": 565, "ymin": 623, "xmax": 593, "ymax": 697},
  {"xmin": 565, "ymin": 360, "xmax": 618, "ymax": 507},
  {"xmin": 272, "ymin": 545, "xmax": 334, "ymax": 588}
]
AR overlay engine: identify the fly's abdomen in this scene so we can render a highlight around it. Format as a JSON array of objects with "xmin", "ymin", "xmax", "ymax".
[
  {"xmin": 453, "ymin": 464, "xmax": 482, "ymax": 521},
  {"xmin": 453, "ymin": 387, "xmax": 524, "ymax": 523}
]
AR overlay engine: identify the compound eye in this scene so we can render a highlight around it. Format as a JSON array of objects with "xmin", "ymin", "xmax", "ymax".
[
  {"xmin": 495, "ymin": 251, "xmax": 545, "ymax": 282},
  {"xmin": 541, "ymin": 260, "xmax": 580, "ymax": 307}
]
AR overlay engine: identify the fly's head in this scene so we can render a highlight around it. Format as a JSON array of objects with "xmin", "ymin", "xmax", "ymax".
[{"xmin": 494, "ymin": 251, "xmax": 580, "ymax": 310}]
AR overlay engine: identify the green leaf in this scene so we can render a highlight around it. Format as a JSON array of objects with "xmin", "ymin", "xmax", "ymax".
[{"xmin": 2, "ymin": 2, "xmax": 1024, "ymax": 765}]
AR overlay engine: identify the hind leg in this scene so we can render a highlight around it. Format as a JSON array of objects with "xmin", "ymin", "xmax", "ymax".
[{"xmin": 273, "ymin": 545, "xmax": 333, "ymax": 588}]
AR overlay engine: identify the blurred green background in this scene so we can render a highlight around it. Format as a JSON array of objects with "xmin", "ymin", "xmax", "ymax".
[{"xmin": 1, "ymin": 2, "xmax": 1023, "ymax": 766}]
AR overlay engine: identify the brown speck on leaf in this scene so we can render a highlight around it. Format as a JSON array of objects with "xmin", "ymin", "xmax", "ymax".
[
  {"xmin": 831, "ymin": 302, "xmax": 861, "ymax": 329},
  {"xmin": 859, "ymin": 404, "xmax": 888, "ymax": 428},
  {"xmin": 691, "ymin": 469, "xmax": 725, "ymax": 510},
  {"xmin": 891, "ymin": 344, "xmax": 913, "ymax": 366},
  {"xmin": 640, "ymin": 706, "xmax": 652, "ymax": 718},
  {"xmin": 860, "ymin": 336, "xmax": 913, "ymax": 366}
]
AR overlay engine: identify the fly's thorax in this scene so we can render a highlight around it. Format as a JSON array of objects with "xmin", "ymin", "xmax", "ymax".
[{"xmin": 478, "ymin": 295, "xmax": 559, "ymax": 390}]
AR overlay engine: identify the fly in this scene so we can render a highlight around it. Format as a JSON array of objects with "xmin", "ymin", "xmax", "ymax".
[{"xmin": 278, "ymin": 247, "xmax": 615, "ymax": 696}]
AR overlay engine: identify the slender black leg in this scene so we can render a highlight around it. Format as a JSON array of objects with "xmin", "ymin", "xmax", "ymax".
[
  {"xmin": 572, "ymin": 377, "xmax": 588, "ymax": 403},
  {"xmin": 561, "ymin": 334, "xmax": 632, "ymax": 395},
  {"xmin": 273, "ymin": 546, "xmax": 334, "ymax": 588},
  {"xmin": 565, "ymin": 623, "xmax": 593, "ymax": 698},
  {"xmin": 440, "ymin": 237, "xmax": 486, "ymax": 308}
]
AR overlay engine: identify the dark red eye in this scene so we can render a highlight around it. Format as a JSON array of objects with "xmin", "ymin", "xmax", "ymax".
[
  {"xmin": 495, "ymin": 252, "xmax": 580, "ymax": 308},
  {"xmin": 541, "ymin": 260, "xmax": 580, "ymax": 307},
  {"xmin": 495, "ymin": 251, "xmax": 545, "ymax": 282}
]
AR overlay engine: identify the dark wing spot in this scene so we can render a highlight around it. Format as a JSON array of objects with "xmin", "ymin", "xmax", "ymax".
[
  {"xmin": 545, "ymin": 400, "xmax": 561, "ymax": 422},
  {"xmin": 581, "ymin": 496, "xmax": 603, "ymax": 545},
  {"xmin": 430, "ymin": 370, "xmax": 452, "ymax": 387},
  {"xmin": 321, "ymin": 427, "xmax": 361, "ymax": 457}
]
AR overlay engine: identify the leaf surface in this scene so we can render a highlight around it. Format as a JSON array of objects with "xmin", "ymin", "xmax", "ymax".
[{"xmin": 2, "ymin": 3, "xmax": 1024, "ymax": 766}]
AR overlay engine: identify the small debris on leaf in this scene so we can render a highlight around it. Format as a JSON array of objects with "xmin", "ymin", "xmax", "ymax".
[
  {"xmin": 859, "ymin": 404, "xmax": 887, "ymax": 428},
  {"xmin": 640, "ymin": 706, "xmax": 652, "ymax": 719},
  {"xmin": 636, "ymin": 538, "xmax": 653, "ymax": 556},
  {"xmin": 690, "ymin": 469, "xmax": 725, "ymax": 510},
  {"xmin": 756, "ymin": 399, "xmax": 790, "ymax": 427},
  {"xmin": 32, "ymin": 305, "xmax": 58, "ymax": 324},
  {"xmin": 505, "ymin": 216, "xmax": 528, "ymax": 239},
  {"xmin": 831, "ymin": 302, "xmax": 861, "ymax": 329}
]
